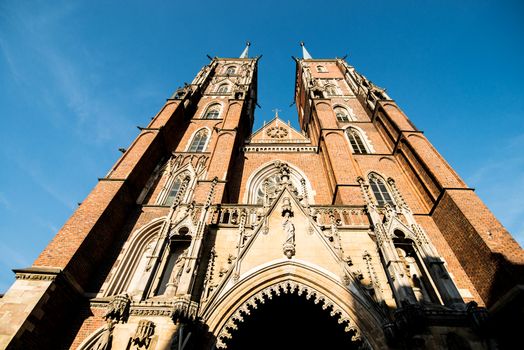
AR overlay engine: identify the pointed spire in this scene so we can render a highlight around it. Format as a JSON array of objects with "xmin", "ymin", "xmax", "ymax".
[
  {"xmin": 240, "ymin": 41, "xmax": 250, "ymax": 58},
  {"xmin": 300, "ymin": 41, "xmax": 312, "ymax": 59}
]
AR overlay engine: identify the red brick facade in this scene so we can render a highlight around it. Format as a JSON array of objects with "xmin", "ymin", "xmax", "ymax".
[{"xmin": 0, "ymin": 54, "xmax": 522, "ymax": 349}]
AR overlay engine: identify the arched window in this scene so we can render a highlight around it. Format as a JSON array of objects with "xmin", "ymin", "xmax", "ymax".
[
  {"xmin": 217, "ymin": 84, "xmax": 229, "ymax": 93},
  {"xmin": 188, "ymin": 129, "xmax": 209, "ymax": 152},
  {"xmin": 246, "ymin": 161, "xmax": 314, "ymax": 205},
  {"xmin": 346, "ymin": 128, "xmax": 369, "ymax": 154},
  {"xmin": 255, "ymin": 173, "xmax": 281, "ymax": 204},
  {"xmin": 165, "ymin": 175, "xmax": 183, "ymax": 206},
  {"xmin": 204, "ymin": 103, "xmax": 221, "ymax": 119},
  {"xmin": 225, "ymin": 66, "xmax": 236, "ymax": 75},
  {"xmin": 334, "ymin": 107, "xmax": 350, "ymax": 122},
  {"xmin": 368, "ymin": 174, "xmax": 395, "ymax": 206},
  {"xmin": 317, "ymin": 65, "xmax": 327, "ymax": 73}
]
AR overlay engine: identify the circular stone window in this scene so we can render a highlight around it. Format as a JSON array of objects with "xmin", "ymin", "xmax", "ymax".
[{"xmin": 266, "ymin": 126, "xmax": 288, "ymax": 139}]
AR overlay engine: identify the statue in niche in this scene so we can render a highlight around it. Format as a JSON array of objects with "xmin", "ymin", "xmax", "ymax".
[
  {"xmin": 164, "ymin": 250, "xmax": 188, "ymax": 297},
  {"xmin": 282, "ymin": 211, "xmax": 295, "ymax": 245},
  {"xmin": 281, "ymin": 197, "xmax": 296, "ymax": 258},
  {"xmin": 396, "ymin": 247, "xmax": 432, "ymax": 303}
]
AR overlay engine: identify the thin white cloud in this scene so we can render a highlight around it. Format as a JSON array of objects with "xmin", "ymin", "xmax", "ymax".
[
  {"xmin": 0, "ymin": 1, "xmax": 130, "ymax": 144},
  {"xmin": 6, "ymin": 149, "xmax": 76, "ymax": 210}
]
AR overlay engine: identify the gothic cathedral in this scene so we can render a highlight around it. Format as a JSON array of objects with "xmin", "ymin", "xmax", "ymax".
[{"xmin": 1, "ymin": 44, "xmax": 523, "ymax": 350}]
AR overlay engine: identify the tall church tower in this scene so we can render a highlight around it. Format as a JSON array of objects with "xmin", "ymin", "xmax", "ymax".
[{"xmin": 0, "ymin": 44, "xmax": 522, "ymax": 350}]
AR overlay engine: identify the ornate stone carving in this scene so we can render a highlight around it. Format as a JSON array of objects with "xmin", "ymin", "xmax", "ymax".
[
  {"xmin": 164, "ymin": 251, "xmax": 188, "ymax": 297},
  {"xmin": 215, "ymin": 280, "xmax": 366, "ymax": 349},
  {"xmin": 266, "ymin": 126, "xmax": 288, "ymax": 138},
  {"xmin": 130, "ymin": 319, "xmax": 155, "ymax": 349},
  {"xmin": 103, "ymin": 294, "xmax": 130, "ymax": 323},
  {"xmin": 281, "ymin": 197, "xmax": 295, "ymax": 259}
]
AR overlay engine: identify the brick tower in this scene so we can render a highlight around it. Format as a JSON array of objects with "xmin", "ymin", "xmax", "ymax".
[{"xmin": 0, "ymin": 43, "xmax": 522, "ymax": 349}]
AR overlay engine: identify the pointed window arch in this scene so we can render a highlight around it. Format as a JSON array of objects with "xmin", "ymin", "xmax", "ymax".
[
  {"xmin": 368, "ymin": 173, "xmax": 395, "ymax": 206},
  {"xmin": 164, "ymin": 174, "xmax": 190, "ymax": 206},
  {"xmin": 316, "ymin": 65, "xmax": 327, "ymax": 73},
  {"xmin": 204, "ymin": 103, "xmax": 221, "ymax": 119},
  {"xmin": 217, "ymin": 84, "xmax": 229, "ymax": 93},
  {"xmin": 334, "ymin": 106, "xmax": 350, "ymax": 122},
  {"xmin": 346, "ymin": 127, "xmax": 370, "ymax": 154},
  {"xmin": 188, "ymin": 128, "xmax": 209, "ymax": 152},
  {"xmin": 225, "ymin": 66, "xmax": 236, "ymax": 75},
  {"xmin": 245, "ymin": 161, "xmax": 314, "ymax": 205}
]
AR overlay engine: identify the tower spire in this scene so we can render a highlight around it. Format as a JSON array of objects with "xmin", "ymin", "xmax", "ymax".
[
  {"xmin": 240, "ymin": 41, "xmax": 250, "ymax": 58},
  {"xmin": 300, "ymin": 41, "xmax": 312, "ymax": 59}
]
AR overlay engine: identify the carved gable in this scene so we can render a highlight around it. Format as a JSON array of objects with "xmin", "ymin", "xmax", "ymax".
[{"xmin": 249, "ymin": 117, "xmax": 309, "ymax": 144}]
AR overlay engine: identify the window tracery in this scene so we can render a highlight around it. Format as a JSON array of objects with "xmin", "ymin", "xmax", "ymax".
[
  {"xmin": 217, "ymin": 84, "xmax": 229, "ymax": 93},
  {"xmin": 246, "ymin": 161, "xmax": 314, "ymax": 205},
  {"xmin": 204, "ymin": 103, "xmax": 221, "ymax": 119},
  {"xmin": 225, "ymin": 66, "xmax": 236, "ymax": 75},
  {"xmin": 368, "ymin": 173, "xmax": 394, "ymax": 206},
  {"xmin": 188, "ymin": 129, "xmax": 209, "ymax": 152},
  {"xmin": 346, "ymin": 127, "xmax": 370, "ymax": 154}
]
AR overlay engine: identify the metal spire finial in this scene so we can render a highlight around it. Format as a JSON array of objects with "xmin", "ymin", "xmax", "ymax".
[
  {"xmin": 240, "ymin": 41, "xmax": 251, "ymax": 58},
  {"xmin": 300, "ymin": 41, "xmax": 312, "ymax": 59},
  {"xmin": 272, "ymin": 108, "xmax": 281, "ymax": 118}
]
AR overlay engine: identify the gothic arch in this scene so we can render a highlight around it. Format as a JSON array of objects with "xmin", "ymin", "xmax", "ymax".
[
  {"xmin": 185, "ymin": 127, "xmax": 212, "ymax": 152},
  {"xmin": 155, "ymin": 166, "xmax": 194, "ymax": 205},
  {"xmin": 333, "ymin": 104, "xmax": 357, "ymax": 122},
  {"xmin": 243, "ymin": 160, "xmax": 315, "ymax": 204},
  {"xmin": 344, "ymin": 125, "xmax": 375, "ymax": 153},
  {"xmin": 202, "ymin": 260, "xmax": 387, "ymax": 349},
  {"xmin": 103, "ymin": 218, "xmax": 166, "ymax": 297},
  {"xmin": 201, "ymin": 102, "xmax": 224, "ymax": 119}
]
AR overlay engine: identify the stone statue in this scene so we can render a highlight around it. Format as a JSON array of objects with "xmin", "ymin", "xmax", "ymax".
[
  {"xmin": 103, "ymin": 294, "xmax": 130, "ymax": 323},
  {"xmin": 164, "ymin": 251, "xmax": 187, "ymax": 296},
  {"xmin": 282, "ymin": 212, "xmax": 295, "ymax": 245},
  {"xmin": 396, "ymin": 247, "xmax": 432, "ymax": 303},
  {"xmin": 281, "ymin": 202, "xmax": 296, "ymax": 258}
]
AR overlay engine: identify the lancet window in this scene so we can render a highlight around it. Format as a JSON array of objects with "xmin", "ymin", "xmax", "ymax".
[
  {"xmin": 368, "ymin": 173, "xmax": 395, "ymax": 206},
  {"xmin": 204, "ymin": 103, "xmax": 221, "ymax": 119},
  {"xmin": 346, "ymin": 127, "xmax": 370, "ymax": 154},
  {"xmin": 217, "ymin": 84, "xmax": 229, "ymax": 93},
  {"xmin": 164, "ymin": 173, "xmax": 190, "ymax": 206},
  {"xmin": 225, "ymin": 66, "xmax": 236, "ymax": 75},
  {"xmin": 188, "ymin": 128, "xmax": 209, "ymax": 152},
  {"xmin": 334, "ymin": 106, "xmax": 350, "ymax": 122}
]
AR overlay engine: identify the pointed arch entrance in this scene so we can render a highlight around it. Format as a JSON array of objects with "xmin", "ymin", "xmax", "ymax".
[
  {"xmin": 222, "ymin": 282, "xmax": 364, "ymax": 350},
  {"xmin": 202, "ymin": 261, "xmax": 388, "ymax": 349}
]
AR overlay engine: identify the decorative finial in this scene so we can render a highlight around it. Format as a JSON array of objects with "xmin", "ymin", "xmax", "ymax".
[
  {"xmin": 300, "ymin": 41, "xmax": 312, "ymax": 59},
  {"xmin": 272, "ymin": 108, "xmax": 281, "ymax": 118},
  {"xmin": 240, "ymin": 41, "xmax": 250, "ymax": 58}
]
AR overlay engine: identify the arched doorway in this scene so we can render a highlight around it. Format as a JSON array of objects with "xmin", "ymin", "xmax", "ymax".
[{"xmin": 222, "ymin": 289, "xmax": 362, "ymax": 350}]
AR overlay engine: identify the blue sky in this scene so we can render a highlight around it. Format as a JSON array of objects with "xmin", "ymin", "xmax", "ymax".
[{"xmin": 0, "ymin": 0, "xmax": 523, "ymax": 292}]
